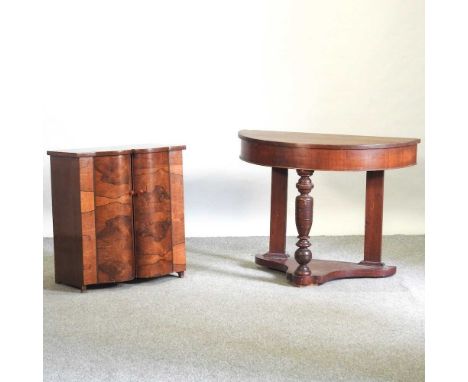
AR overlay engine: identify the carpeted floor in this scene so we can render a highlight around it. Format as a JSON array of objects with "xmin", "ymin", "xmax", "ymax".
[{"xmin": 43, "ymin": 236, "xmax": 424, "ymax": 382}]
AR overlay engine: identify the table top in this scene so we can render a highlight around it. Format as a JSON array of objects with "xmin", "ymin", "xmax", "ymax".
[
  {"xmin": 239, "ymin": 130, "xmax": 420, "ymax": 171},
  {"xmin": 47, "ymin": 144, "xmax": 186, "ymax": 158},
  {"xmin": 238, "ymin": 130, "xmax": 420, "ymax": 150}
]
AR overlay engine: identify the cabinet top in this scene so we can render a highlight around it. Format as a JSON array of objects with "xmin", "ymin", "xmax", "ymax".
[{"xmin": 47, "ymin": 144, "xmax": 186, "ymax": 158}]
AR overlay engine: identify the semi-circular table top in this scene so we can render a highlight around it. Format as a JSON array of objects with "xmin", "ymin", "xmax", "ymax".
[{"xmin": 239, "ymin": 130, "xmax": 420, "ymax": 171}]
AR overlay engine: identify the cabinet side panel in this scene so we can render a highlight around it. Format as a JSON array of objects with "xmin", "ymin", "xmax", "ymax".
[
  {"xmin": 133, "ymin": 151, "xmax": 173, "ymax": 277},
  {"xmin": 169, "ymin": 150, "xmax": 186, "ymax": 272},
  {"xmin": 94, "ymin": 155, "xmax": 134, "ymax": 283},
  {"xmin": 79, "ymin": 157, "xmax": 97, "ymax": 285},
  {"xmin": 50, "ymin": 156, "xmax": 84, "ymax": 288}
]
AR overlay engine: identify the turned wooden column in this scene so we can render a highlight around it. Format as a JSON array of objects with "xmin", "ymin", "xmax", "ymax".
[
  {"xmin": 266, "ymin": 167, "xmax": 288, "ymax": 258},
  {"xmin": 361, "ymin": 170, "xmax": 385, "ymax": 265},
  {"xmin": 291, "ymin": 169, "xmax": 314, "ymax": 286}
]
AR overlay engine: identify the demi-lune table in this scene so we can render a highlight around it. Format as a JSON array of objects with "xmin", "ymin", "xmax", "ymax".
[{"xmin": 239, "ymin": 130, "xmax": 420, "ymax": 287}]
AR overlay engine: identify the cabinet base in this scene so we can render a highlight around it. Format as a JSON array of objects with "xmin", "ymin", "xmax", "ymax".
[
  {"xmin": 256, "ymin": 254, "xmax": 396, "ymax": 286},
  {"xmin": 57, "ymin": 271, "xmax": 186, "ymax": 292}
]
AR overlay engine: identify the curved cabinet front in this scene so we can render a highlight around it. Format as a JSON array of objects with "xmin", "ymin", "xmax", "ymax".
[
  {"xmin": 132, "ymin": 151, "xmax": 173, "ymax": 278},
  {"xmin": 48, "ymin": 146, "xmax": 186, "ymax": 290},
  {"xmin": 94, "ymin": 155, "xmax": 135, "ymax": 283}
]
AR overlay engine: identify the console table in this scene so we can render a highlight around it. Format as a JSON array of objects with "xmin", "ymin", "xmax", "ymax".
[{"xmin": 239, "ymin": 130, "xmax": 420, "ymax": 287}]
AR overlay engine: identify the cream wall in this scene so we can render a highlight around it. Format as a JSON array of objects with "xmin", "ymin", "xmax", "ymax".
[{"xmin": 43, "ymin": 0, "xmax": 424, "ymax": 237}]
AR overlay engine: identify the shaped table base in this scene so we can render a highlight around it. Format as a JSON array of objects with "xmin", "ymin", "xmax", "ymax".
[{"xmin": 256, "ymin": 254, "xmax": 396, "ymax": 286}]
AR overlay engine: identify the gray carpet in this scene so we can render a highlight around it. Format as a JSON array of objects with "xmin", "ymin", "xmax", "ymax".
[{"xmin": 43, "ymin": 236, "xmax": 424, "ymax": 382}]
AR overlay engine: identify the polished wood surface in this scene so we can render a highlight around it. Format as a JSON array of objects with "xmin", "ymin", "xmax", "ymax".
[
  {"xmin": 241, "ymin": 140, "xmax": 418, "ymax": 171},
  {"xmin": 94, "ymin": 155, "xmax": 135, "ymax": 283},
  {"xmin": 48, "ymin": 145, "xmax": 186, "ymax": 291},
  {"xmin": 239, "ymin": 129, "xmax": 420, "ymax": 287},
  {"xmin": 79, "ymin": 157, "xmax": 98, "ymax": 285},
  {"xmin": 239, "ymin": 130, "xmax": 420, "ymax": 149},
  {"xmin": 256, "ymin": 256, "xmax": 396, "ymax": 285},
  {"xmin": 47, "ymin": 145, "xmax": 186, "ymax": 158},
  {"xmin": 50, "ymin": 157, "xmax": 84, "ymax": 289},
  {"xmin": 290, "ymin": 170, "xmax": 314, "ymax": 286},
  {"xmin": 169, "ymin": 150, "xmax": 186, "ymax": 275},
  {"xmin": 239, "ymin": 130, "xmax": 420, "ymax": 171},
  {"xmin": 362, "ymin": 171, "xmax": 385, "ymax": 265},
  {"xmin": 133, "ymin": 151, "xmax": 173, "ymax": 278},
  {"xmin": 266, "ymin": 168, "xmax": 288, "ymax": 257}
]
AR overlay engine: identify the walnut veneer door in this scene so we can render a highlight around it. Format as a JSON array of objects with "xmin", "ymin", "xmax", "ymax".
[
  {"xmin": 94, "ymin": 155, "xmax": 135, "ymax": 283},
  {"xmin": 132, "ymin": 151, "xmax": 174, "ymax": 278}
]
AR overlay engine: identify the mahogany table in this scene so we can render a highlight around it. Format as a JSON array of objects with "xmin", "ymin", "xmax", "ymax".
[{"xmin": 239, "ymin": 130, "xmax": 420, "ymax": 287}]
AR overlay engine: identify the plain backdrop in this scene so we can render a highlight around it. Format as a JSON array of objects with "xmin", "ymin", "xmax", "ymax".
[
  {"xmin": 42, "ymin": 0, "xmax": 424, "ymax": 237},
  {"xmin": 8, "ymin": 1, "xmax": 468, "ymax": 381}
]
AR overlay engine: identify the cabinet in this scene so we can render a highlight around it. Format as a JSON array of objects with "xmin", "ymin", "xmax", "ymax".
[{"xmin": 47, "ymin": 145, "xmax": 186, "ymax": 291}]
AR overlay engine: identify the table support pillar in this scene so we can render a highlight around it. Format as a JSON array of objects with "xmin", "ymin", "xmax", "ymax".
[
  {"xmin": 255, "ymin": 168, "xmax": 396, "ymax": 286},
  {"xmin": 265, "ymin": 167, "xmax": 288, "ymax": 258},
  {"xmin": 361, "ymin": 170, "xmax": 385, "ymax": 266},
  {"xmin": 291, "ymin": 169, "xmax": 314, "ymax": 286}
]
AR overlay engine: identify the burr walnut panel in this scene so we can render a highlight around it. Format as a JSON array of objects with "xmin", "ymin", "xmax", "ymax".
[
  {"xmin": 94, "ymin": 155, "xmax": 135, "ymax": 283},
  {"xmin": 133, "ymin": 152, "xmax": 173, "ymax": 278},
  {"xmin": 79, "ymin": 157, "xmax": 97, "ymax": 285}
]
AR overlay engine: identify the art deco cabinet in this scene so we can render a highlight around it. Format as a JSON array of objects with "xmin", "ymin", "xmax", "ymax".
[{"xmin": 47, "ymin": 145, "xmax": 186, "ymax": 291}]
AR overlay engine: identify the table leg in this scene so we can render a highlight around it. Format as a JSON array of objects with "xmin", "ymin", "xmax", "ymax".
[
  {"xmin": 290, "ymin": 169, "xmax": 314, "ymax": 286},
  {"xmin": 361, "ymin": 170, "xmax": 385, "ymax": 266},
  {"xmin": 265, "ymin": 167, "xmax": 288, "ymax": 258},
  {"xmin": 255, "ymin": 168, "xmax": 396, "ymax": 286}
]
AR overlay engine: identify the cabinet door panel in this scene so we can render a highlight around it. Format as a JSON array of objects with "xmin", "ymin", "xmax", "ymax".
[
  {"xmin": 94, "ymin": 155, "xmax": 134, "ymax": 283},
  {"xmin": 133, "ymin": 152, "xmax": 173, "ymax": 277},
  {"xmin": 79, "ymin": 157, "xmax": 98, "ymax": 285}
]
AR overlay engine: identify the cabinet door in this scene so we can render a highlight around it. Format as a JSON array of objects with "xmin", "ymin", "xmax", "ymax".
[
  {"xmin": 94, "ymin": 155, "xmax": 135, "ymax": 283},
  {"xmin": 132, "ymin": 151, "xmax": 173, "ymax": 278}
]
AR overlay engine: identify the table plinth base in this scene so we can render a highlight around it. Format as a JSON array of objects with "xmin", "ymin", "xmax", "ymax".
[{"xmin": 255, "ymin": 254, "xmax": 396, "ymax": 286}]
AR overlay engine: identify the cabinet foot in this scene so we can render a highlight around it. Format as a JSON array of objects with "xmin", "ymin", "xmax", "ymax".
[{"xmin": 177, "ymin": 271, "xmax": 185, "ymax": 278}]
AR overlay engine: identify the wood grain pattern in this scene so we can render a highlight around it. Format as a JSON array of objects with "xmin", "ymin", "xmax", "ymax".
[
  {"xmin": 79, "ymin": 157, "xmax": 97, "ymax": 285},
  {"xmin": 47, "ymin": 145, "xmax": 186, "ymax": 158},
  {"xmin": 48, "ymin": 146, "xmax": 186, "ymax": 290},
  {"xmin": 362, "ymin": 171, "xmax": 385, "ymax": 265},
  {"xmin": 255, "ymin": 255, "xmax": 396, "ymax": 285},
  {"xmin": 291, "ymin": 170, "xmax": 314, "ymax": 286},
  {"xmin": 133, "ymin": 152, "xmax": 173, "ymax": 278},
  {"xmin": 239, "ymin": 130, "xmax": 420, "ymax": 149},
  {"xmin": 240, "ymin": 139, "xmax": 418, "ymax": 171},
  {"xmin": 265, "ymin": 167, "xmax": 288, "ymax": 258},
  {"xmin": 94, "ymin": 155, "xmax": 134, "ymax": 283},
  {"xmin": 239, "ymin": 129, "xmax": 420, "ymax": 287},
  {"xmin": 169, "ymin": 150, "xmax": 186, "ymax": 273},
  {"xmin": 50, "ymin": 157, "xmax": 84, "ymax": 288}
]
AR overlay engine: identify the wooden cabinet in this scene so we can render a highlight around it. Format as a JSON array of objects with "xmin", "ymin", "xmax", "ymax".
[{"xmin": 47, "ymin": 145, "xmax": 186, "ymax": 291}]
